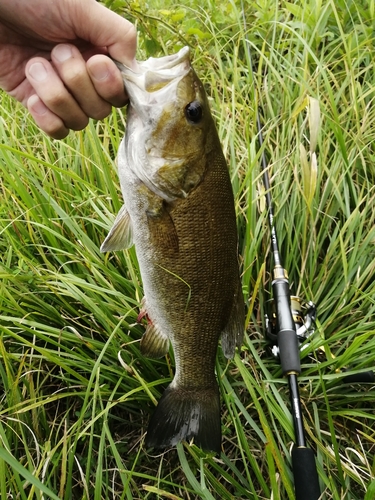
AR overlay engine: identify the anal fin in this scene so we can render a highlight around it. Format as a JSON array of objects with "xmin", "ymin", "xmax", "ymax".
[{"xmin": 140, "ymin": 322, "xmax": 169, "ymax": 359}]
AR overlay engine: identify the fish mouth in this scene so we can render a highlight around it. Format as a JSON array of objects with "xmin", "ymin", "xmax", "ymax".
[
  {"xmin": 116, "ymin": 47, "xmax": 197, "ymax": 202},
  {"xmin": 115, "ymin": 46, "xmax": 191, "ymax": 107}
]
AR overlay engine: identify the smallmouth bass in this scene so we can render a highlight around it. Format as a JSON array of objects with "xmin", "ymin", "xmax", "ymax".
[{"xmin": 101, "ymin": 47, "xmax": 244, "ymax": 453}]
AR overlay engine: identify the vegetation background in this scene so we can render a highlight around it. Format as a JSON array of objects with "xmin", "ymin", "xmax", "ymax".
[{"xmin": 0, "ymin": 0, "xmax": 374, "ymax": 498}]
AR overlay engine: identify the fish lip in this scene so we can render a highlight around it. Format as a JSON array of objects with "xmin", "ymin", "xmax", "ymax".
[
  {"xmin": 115, "ymin": 46, "xmax": 190, "ymax": 75},
  {"xmin": 115, "ymin": 46, "xmax": 191, "ymax": 105}
]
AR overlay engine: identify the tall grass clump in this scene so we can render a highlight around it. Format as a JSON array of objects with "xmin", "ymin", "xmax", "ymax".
[{"xmin": 0, "ymin": 0, "xmax": 374, "ymax": 498}]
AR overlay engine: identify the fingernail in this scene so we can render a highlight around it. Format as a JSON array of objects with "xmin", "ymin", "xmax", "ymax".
[
  {"xmin": 28, "ymin": 62, "xmax": 48, "ymax": 82},
  {"xmin": 28, "ymin": 95, "xmax": 48, "ymax": 116},
  {"xmin": 90, "ymin": 60, "xmax": 110, "ymax": 81},
  {"xmin": 54, "ymin": 44, "xmax": 73, "ymax": 62}
]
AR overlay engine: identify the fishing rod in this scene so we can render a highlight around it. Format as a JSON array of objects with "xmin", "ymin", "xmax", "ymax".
[
  {"xmin": 240, "ymin": 7, "xmax": 321, "ymax": 500},
  {"xmin": 251, "ymin": 74, "xmax": 374, "ymax": 496},
  {"xmin": 257, "ymin": 145, "xmax": 321, "ymax": 500},
  {"xmin": 240, "ymin": 9, "xmax": 375, "ymax": 499},
  {"xmin": 256, "ymin": 115, "xmax": 321, "ymax": 500}
]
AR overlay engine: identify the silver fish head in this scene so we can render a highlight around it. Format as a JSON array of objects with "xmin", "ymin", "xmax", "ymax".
[{"xmin": 116, "ymin": 47, "xmax": 217, "ymax": 202}]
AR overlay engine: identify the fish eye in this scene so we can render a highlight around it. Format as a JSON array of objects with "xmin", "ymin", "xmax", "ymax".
[{"xmin": 184, "ymin": 101, "xmax": 203, "ymax": 124}]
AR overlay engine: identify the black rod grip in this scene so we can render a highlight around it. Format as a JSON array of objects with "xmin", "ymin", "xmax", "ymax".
[
  {"xmin": 292, "ymin": 447, "xmax": 321, "ymax": 500},
  {"xmin": 343, "ymin": 371, "xmax": 375, "ymax": 384},
  {"xmin": 272, "ymin": 278, "xmax": 301, "ymax": 375},
  {"xmin": 278, "ymin": 330, "xmax": 301, "ymax": 375}
]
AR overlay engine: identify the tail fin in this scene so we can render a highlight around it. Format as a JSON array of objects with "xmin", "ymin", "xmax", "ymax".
[{"xmin": 145, "ymin": 384, "xmax": 221, "ymax": 453}]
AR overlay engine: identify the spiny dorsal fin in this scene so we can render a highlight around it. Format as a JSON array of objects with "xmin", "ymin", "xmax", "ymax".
[{"xmin": 100, "ymin": 204, "xmax": 133, "ymax": 252}]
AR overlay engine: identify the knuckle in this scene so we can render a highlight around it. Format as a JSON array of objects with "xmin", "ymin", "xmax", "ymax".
[
  {"xmin": 108, "ymin": 94, "xmax": 128, "ymax": 109},
  {"xmin": 50, "ymin": 128, "xmax": 69, "ymax": 140},
  {"xmin": 46, "ymin": 122, "xmax": 69, "ymax": 140},
  {"xmin": 90, "ymin": 103, "xmax": 111, "ymax": 120},
  {"xmin": 125, "ymin": 23, "xmax": 137, "ymax": 43},
  {"xmin": 69, "ymin": 115, "xmax": 89, "ymax": 131},
  {"xmin": 98, "ymin": 83, "xmax": 127, "ymax": 108},
  {"xmin": 63, "ymin": 66, "xmax": 86, "ymax": 88},
  {"xmin": 45, "ymin": 89, "xmax": 68, "ymax": 109}
]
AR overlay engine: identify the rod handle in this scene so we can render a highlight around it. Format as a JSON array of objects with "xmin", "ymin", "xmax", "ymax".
[
  {"xmin": 292, "ymin": 446, "xmax": 321, "ymax": 500},
  {"xmin": 343, "ymin": 371, "xmax": 375, "ymax": 384},
  {"xmin": 278, "ymin": 329, "xmax": 300, "ymax": 375}
]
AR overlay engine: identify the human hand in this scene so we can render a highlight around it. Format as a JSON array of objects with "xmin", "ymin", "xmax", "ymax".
[{"xmin": 0, "ymin": 0, "xmax": 136, "ymax": 139}]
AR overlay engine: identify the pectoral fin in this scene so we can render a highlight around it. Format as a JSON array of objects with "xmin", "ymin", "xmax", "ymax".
[
  {"xmin": 100, "ymin": 205, "xmax": 133, "ymax": 252},
  {"xmin": 221, "ymin": 279, "xmax": 245, "ymax": 358},
  {"xmin": 146, "ymin": 198, "xmax": 179, "ymax": 254}
]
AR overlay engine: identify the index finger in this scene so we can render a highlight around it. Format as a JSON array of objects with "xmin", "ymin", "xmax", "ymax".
[{"xmin": 67, "ymin": 1, "xmax": 137, "ymax": 66}]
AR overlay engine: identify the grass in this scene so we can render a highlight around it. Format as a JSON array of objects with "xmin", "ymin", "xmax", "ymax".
[{"xmin": 1, "ymin": 0, "xmax": 375, "ymax": 498}]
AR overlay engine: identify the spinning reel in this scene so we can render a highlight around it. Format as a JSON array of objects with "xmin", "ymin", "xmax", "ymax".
[
  {"xmin": 266, "ymin": 293, "xmax": 374, "ymax": 384},
  {"xmin": 266, "ymin": 296, "xmax": 316, "ymax": 358}
]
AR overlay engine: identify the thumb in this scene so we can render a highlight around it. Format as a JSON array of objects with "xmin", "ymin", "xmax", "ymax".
[{"xmin": 70, "ymin": 0, "xmax": 137, "ymax": 65}]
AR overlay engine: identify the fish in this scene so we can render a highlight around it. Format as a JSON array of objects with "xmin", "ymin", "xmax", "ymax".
[{"xmin": 101, "ymin": 46, "xmax": 244, "ymax": 453}]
